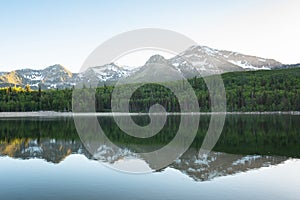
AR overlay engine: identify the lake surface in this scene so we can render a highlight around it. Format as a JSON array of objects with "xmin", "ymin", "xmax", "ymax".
[{"xmin": 0, "ymin": 114, "xmax": 299, "ymax": 200}]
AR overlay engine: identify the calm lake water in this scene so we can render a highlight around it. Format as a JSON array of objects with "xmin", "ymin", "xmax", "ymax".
[{"xmin": 0, "ymin": 114, "xmax": 299, "ymax": 200}]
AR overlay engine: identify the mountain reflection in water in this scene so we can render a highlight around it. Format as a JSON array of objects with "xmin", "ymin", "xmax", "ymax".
[{"xmin": 1, "ymin": 114, "xmax": 298, "ymax": 181}]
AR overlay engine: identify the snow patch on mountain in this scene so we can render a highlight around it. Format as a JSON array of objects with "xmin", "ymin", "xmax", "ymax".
[{"xmin": 228, "ymin": 60, "xmax": 271, "ymax": 70}]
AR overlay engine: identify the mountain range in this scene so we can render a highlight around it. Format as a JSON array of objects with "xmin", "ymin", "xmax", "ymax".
[{"xmin": 0, "ymin": 45, "xmax": 296, "ymax": 89}]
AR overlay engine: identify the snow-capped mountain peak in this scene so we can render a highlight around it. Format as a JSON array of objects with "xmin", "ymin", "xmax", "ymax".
[
  {"xmin": 78, "ymin": 63, "xmax": 132, "ymax": 83},
  {"xmin": 171, "ymin": 45, "xmax": 283, "ymax": 76},
  {"xmin": 183, "ymin": 45, "xmax": 220, "ymax": 57}
]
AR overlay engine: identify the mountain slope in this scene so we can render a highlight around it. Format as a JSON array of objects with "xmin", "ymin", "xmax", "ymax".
[{"xmin": 0, "ymin": 70, "xmax": 23, "ymax": 85}]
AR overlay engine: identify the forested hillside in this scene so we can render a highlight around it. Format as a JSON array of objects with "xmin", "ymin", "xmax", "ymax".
[{"xmin": 0, "ymin": 67, "xmax": 299, "ymax": 112}]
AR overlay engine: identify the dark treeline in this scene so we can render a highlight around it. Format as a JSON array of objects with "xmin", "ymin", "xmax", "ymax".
[
  {"xmin": 0, "ymin": 67, "xmax": 300, "ymax": 112},
  {"xmin": 0, "ymin": 85, "xmax": 73, "ymax": 112}
]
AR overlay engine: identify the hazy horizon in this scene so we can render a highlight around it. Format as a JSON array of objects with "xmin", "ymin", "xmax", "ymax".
[{"xmin": 0, "ymin": 0, "xmax": 299, "ymax": 73}]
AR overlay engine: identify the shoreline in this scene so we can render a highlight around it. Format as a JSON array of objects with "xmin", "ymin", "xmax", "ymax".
[{"xmin": 0, "ymin": 111, "xmax": 299, "ymax": 118}]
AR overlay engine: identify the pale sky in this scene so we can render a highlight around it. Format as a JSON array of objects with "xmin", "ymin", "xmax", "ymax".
[{"xmin": 0, "ymin": 0, "xmax": 299, "ymax": 72}]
